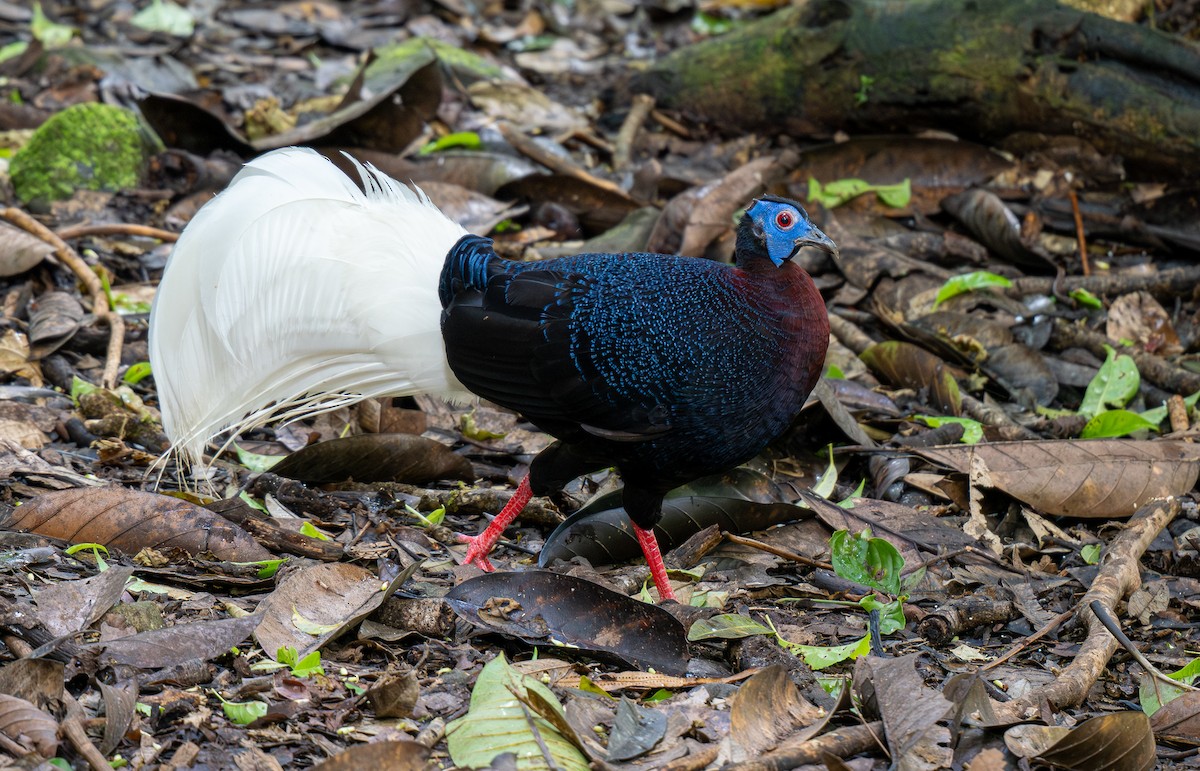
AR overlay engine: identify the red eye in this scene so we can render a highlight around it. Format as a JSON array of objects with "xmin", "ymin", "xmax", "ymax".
[{"xmin": 775, "ymin": 211, "xmax": 794, "ymax": 229}]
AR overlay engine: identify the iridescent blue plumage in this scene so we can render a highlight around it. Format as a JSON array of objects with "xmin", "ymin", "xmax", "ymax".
[{"xmin": 438, "ymin": 197, "xmax": 834, "ymax": 598}]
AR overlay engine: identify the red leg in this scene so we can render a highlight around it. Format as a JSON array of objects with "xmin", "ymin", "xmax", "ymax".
[
  {"xmin": 633, "ymin": 523, "xmax": 677, "ymax": 602},
  {"xmin": 457, "ymin": 475, "xmax": 533, "ymax": 571}
]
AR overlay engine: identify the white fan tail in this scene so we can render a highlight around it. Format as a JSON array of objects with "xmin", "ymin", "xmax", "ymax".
[{"xmin": 148, "ymin": 147, "xmax": 471, "ymax": 465}]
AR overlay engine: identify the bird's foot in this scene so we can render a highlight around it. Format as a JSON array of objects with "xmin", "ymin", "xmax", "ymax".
[
  {"xmin": 457, "ymin": 531, "xmax": 498, "ymax": 572},
  {"xmin": 454, "ymin": 475, "xmax": 534, "ymax": 573}
]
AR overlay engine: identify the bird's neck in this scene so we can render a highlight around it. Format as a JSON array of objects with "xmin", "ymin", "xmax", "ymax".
[{"xmin": 733, "ymin": 259, "xmax": 829, "ymax": 397}]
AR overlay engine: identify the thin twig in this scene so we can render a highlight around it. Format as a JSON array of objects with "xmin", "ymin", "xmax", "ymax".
[
  {"xmin": 498, "ymin": 122, "xmax": 633, "ymax": 201},
  {"xmin": 1068, "ymin": 188, "xmax": 1090, "ymax": 276},
  {"xmin": 56, "ymin": 222, "xmax": 179, "ymax": 242},
  {"xmin": 1, "ymin": 207, "xmax": 125, "ymax": 387},
  {"xmin": 723, "ymin": 532, "xmax": 832, "ymax": 571},
  {"xmin": 613, "ymin": 94, "xmax": 655, "ymax": 171}
]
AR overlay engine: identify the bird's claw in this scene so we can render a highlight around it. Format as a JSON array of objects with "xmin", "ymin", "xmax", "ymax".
[{"xmin": 457, "ymin": 532, "xmax": 497, "ymax": 572}]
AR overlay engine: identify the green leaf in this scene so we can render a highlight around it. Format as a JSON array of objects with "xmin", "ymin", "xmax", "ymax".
[
  {"xmin": 131, "ymin": 0, "xmax": 195, "ymax": 36},
  {"xmin": 807, "ymin": 177, "xmax": 911, "ymax": 208},
  {"xmin": 912, "ymin": 414, "xmax": 984, "ymax": 444},
  {"xmin": 299, "ymin": 521, "xmax": 331, "ymax": 541},
  {"xmin": 811, "ymin": 444, "xmax": 838, "ymax": 499},
  {"xmin": 447, "ymin": 654, "xmax": 589, "ymax": 771},
  {"xmin": 1080, "ymin": 543, "xmax": 1101, "ymax": 565},
  {"xmin": 780, "ymin": 633, "xmax": 871, "ymax": 670},
  {"xmin": 1080, "ymin": 409, "xmax": 1159, "ymax": 439},
  {"xmin": 859, "ymin": 596, "xmax": 906, "ymax": 635},
  {"xmin": 70, "ymin": 375, "xmax": 99, "ymax": 403},
  {"xmin": 238, "ymin": 490, "xmax": 268, "ymax": 514},
  {"xmin": 874, "ymin": 179, "xmax": 911, "ymax": 208},
  {"xmin": 419, "ymin": 131, "xmax": 482, "ymax": 155},
  {"xmin": 1079, "ymin": 345, "xmax": 1140, "ymax": 418},
  {"xmin": 933, "ymin": 271, "xmax": 1013, "ymax": 308},
  {"xmin": 122, "ymin": 361, "xmax": 153, "ymax": 385},
  {"xmin": 220, "ymin": 698, "xmax": 267, "ymax": 725},
  {"xmin": 837, "ymin": 478, "xmax": 865, "ymax": 508},
  {"xmin": 233, "ymin": 443, "xmax": 283, "ymax": 473},
  {"xmin": 32, "ymin": 2, "xmax": 75, "ymax": 47},
  {"xmin": 691, "ymin": 11, "xmax": 734, "ymax": 36},
  {"xmin": 276, "ymin": 646, "xmax": 324, "ymax": 677},
  {"xmin": 825, "ymin": 363, "xmax": 845, "ymax": 379},
  {"xmin": 0, "ymin": 41, "xmax": 28, "ymax": 64},
  {"xmin": 1070, "ymin": 287, "xmax": 1104, "ymax": 309},
  {"xmin": 687, "ymin": 614, "xmax": 772, "ymax": 641},
  {"xmin": 1139, "ymin": 389, "xmax": 1200, "ymax": 426},
  {"xmin": 829, "ymin": 529, "xmax": 904, "ymax": 595}
]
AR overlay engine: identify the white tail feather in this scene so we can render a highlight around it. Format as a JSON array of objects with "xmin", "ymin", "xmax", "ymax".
[{"xmin": 148, "ymin": 147, "xmax": 470, "ymax": 465}]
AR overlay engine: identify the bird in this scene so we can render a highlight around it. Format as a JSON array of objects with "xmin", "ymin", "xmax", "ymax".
[{"xmin": 148, "ymin": 147, "xmax": 834, "ymax": 602}]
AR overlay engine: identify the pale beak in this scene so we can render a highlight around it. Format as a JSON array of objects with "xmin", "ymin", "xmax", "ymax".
[{"xmin": 795, "ymin": 228, "xmax": 838, "ymax": 259}]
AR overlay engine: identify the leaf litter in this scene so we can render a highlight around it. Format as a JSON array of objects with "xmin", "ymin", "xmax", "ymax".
[{"xmin": 0, "ymin": 0, "xmax": 1198, "ymax": 768}]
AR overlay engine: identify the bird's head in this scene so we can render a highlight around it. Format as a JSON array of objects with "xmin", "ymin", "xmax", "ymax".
[{"xmin": 740, "ymin": 195, "xmax": 838, "ymax": 267}]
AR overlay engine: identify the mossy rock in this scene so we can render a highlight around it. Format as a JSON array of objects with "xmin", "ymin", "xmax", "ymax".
[{"xmin": 9, "ymin": 103, "xmax": 162, "ymax": 204}]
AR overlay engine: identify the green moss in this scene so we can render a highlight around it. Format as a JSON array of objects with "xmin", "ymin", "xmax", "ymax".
[{"xmin": 9, "ymin": 103, "xmax": 161, "ymax": 204}]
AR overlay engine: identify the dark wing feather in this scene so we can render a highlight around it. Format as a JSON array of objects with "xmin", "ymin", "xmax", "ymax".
[{"xmin": 442, "ymin": 266, "xmax": 673, "ymax": 442}]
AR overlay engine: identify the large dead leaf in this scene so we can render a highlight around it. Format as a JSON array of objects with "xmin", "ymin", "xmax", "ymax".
[
  {"xmin": 728, "ymin": 665, "xmax": 825, "ymax": 761},
  {"xmin": 2, "ymin": 487, "xmax": 273, "ymax": 561},
  {"xmin": 912, "ymin": 440, "xmax": 1200, "ymax": 518},
  {"xmin": 268, "ymin": 433, "xmax": 473, "ymax": 485},
  {"xmin": 860, "ymin": 340, "xmax": 962, "ymax": 415},
  {"xmin": 1005, "ymin": 711, "xmax": 1155, "ymax": 771},
  {"xmin": 0, "ymin": 693, "xmax": 58, "ymax": 758},
  {"xmin": 312, "ymin": 740, "xmax": 431, "ymax": 771},
  {"xmin": 88, "ymin": 614, "xmax": 261, "ymax": 669},
  {"xmin": 445, "ymin": 571, "xmax": 690, "ymax": 675},
  {"xmin": 254, "ymin": 562, "xmax": 405, "ymax": 659},
  {"xmin": 30, "ymin": 566, "xmax": 134, "ymax": 636}
]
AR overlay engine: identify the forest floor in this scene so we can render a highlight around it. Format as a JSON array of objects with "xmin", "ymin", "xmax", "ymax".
[{"xmin": 0, "ymin": 0, "xmax": 1199, "ymax": 769}]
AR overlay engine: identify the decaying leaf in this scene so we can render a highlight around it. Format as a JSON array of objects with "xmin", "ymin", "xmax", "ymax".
[
  {"xmin": 913, "ymin": 439, "xmax": 1200, "ymax": 518},
  {"xmin": 267, "ymin": 433, "xmax": 473, "ymax": 484},
  {"xmin": 860, "ymin": 340, "xmax": 963, "ymax": 415},
  {"xmin": 3, "ymin": 487, "xmax": 273, "ymax": 561},
  {"xmin": 728, "ymin": 665, "xmax": 825, "ymax": 761},
  {"xmin": 0, "ymin": 693, "xmax": 59, "ymax": 758},
  {"xmin": 445, "ymin": 571, "xmax": 690, "ymax": 675}
]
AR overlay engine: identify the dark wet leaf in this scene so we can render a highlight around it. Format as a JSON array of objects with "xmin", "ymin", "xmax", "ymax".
[
  {"xmin": 419, "ymin": 181, "xmax": 526, "ymax": 234},
  {"xmin": 606, "ymin": 697, "xmax": 667, "ymax": 762},
  {"xmin": 1, "ymin": 487, "xmax": 273, "ymax": 561},
  {"xmin": 268, "ymin": 433, "xmax": 473, "ymax": 484},
  {"xmin": 27, "ymin": 291, "xmax": 83, "ymax": 356},
  {"xmin": 984, "ymin": 343, "xmax": 1059, "ymax": 406},
  {"xmin": 942, "ymin": 188, "xmax": 1054, "ymax": 270},
  {"xmin": 445, "ymin": 571, "xmax": 690, "ymax": 675},
  {"xmin": 496, "ymin": 174, "xmax": 641, "ymax": 235},
  {"xmin": 1020, "ymin": 711, "xmax": 1155, "ymax": 771},
  {"xmin": 912, "ymin": 439, "xmax": 1200, "ymax": 518},
  {"xmin": 346, "ymin": 149, "xmax": 543, "ymax": 196},
  {"xmin": 860, "ymin": 340, "xmax": 962, "ymax": 415},
  {"xmin": 138, "ymin": 92, "xmax": 255, "ymax": 156},
  {"xmin": 539, "ymin": 470, "xmax": 807, "ymax": 568}
]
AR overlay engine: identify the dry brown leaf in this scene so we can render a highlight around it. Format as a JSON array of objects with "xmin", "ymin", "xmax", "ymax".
[
  {"xmin": 1106, "ymin": 291, "xmax": 1183, "ymax": 355},
  {"xmin": 913, "ymin": 439, "xmax": 1200, "ymax": 518},
  {"xmin": 729, "ymin": 665, "xmax": 825, "ymax": 761},
  {"xmin": 312, "ymin": 740, "xmax": 431, "ymax": 771},
  {"xmin": 254, "ymin": 562, "xmax": 395, "ymax": 659},
  {"xmin": 2, "ymin": 487, "xmax": 273, "ymax": 561},
  {"xmin": 1148, "ymin": 689, "xmax": 1200, "ymax": 741},
  {"xmin": 0, "ymin": 693, "xmax": 59, "ymax": 758},
  {"xmin": 268, "ymin": 432, "xmax": 473, "ymax": 485}
]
